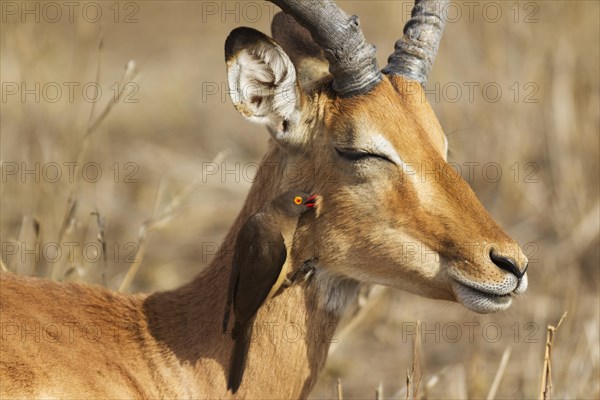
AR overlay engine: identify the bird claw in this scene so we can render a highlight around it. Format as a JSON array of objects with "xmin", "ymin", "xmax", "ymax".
[
  {"xmin": 289, "ymin": 257, "xmax": 317, "ymax": 285},
  {"xmin": 282, "ymin": 278, "xmax": 293, "ymax": 288}
]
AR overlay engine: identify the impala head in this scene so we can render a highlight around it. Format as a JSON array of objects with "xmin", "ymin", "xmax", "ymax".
[{"xmin": 225, "ymin": 0, "xmax": 528, "ymax": 313}]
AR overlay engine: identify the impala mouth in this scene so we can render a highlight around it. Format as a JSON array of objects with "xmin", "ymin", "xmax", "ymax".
[{"xmin": 450, "ymin": 279, "xmax": 513, "ymax": 314}]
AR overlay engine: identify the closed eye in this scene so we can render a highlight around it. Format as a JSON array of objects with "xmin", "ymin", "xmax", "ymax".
[{"xmin": 335, "ymin": 148, "xmax": 394, "ymax": 164}]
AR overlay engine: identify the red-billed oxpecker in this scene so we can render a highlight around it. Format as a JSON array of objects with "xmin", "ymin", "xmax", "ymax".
[{"xmin": 223, "ymin": 190, "xmax": 317, "ymax": 393}]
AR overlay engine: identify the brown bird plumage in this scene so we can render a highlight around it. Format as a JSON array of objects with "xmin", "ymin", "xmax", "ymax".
[{"xmin": 223, "ymin": 190, "xmax": 316, "ymax": 393}]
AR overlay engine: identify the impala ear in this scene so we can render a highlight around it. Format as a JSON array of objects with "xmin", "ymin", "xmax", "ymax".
[{"xmin": 225, "ymin": 27, "xmax": 302, "ymax": 145}]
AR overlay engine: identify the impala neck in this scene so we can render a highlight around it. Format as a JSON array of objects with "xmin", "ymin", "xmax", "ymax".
[{"xmin": 142, "ymin": 144, "xmax": 354, "ymax": 398}]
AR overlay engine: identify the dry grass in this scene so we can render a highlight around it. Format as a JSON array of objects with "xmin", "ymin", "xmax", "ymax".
[
  {"xmin": 1, "ymin": 1, "xmax": 598, "ymax": 398},
  {"xmin": 539, "ymin": 312, "xmax": 568, "ymax": 399}
]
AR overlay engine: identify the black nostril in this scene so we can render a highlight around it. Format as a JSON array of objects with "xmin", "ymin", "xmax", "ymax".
[{"xmin": 490, "ymin": 250, "xmax": 526, "ymax": 279}]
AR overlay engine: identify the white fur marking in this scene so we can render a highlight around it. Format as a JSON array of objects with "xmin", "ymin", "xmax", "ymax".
[
  {"xmin": 371, "ymin": 134, "xmax": 402, "ymax": 166},
  {"xmin": 371, "ymin": 134, "xmax": 421, "ymax": 186}
]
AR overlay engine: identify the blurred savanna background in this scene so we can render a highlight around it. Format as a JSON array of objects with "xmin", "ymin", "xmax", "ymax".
[{"xmin": 1, "ymin": 1, "xmax": 598, "ymax": 398}]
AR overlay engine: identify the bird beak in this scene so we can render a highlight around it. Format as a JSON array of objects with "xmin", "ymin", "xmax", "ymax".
[{"xmin": 305, "ymin": 195, "xmax": 318, "ymax": 208}]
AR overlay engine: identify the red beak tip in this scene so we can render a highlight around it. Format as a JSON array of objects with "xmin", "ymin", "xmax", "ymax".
[{"xmin": 305, "ymin": 194, "xmax": 318, "ymax": 208}]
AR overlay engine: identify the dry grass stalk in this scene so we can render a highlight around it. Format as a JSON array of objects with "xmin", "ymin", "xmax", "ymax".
[
  {"xmin": 85, "ymin": 60, "xmax": 138, "ymax": 139},
  {"xmin": 405, "ymin": 369, "xmax": 413, "ymax": 400},
  {"xmin": 55, "ymin": 199, "xmax": 77, "ymax": 261},
  {"xmin": 412, "ymin": 319, "xmax": 423, "ymax": 399},
  {"xmin": 13, "ymin": 216, "xmax": 40, "ymax": 276},
  {"xmin": 403, "ymin": 319, "xmax": 423, "ymax": 400},
  {"xmin": 336, "ymin": 378, "xmax": 343, "ymax": 400},
  {"xmin": 539, "ymin": 311, "xmax": 568, "ymax": 399},
  {"xmin": 486, "ymin": 346, "xmax": 512, "ymax": 400},
  {"xmin": 91, "ymin": 211, "xmax": 108, "ymax": 286},
  {"xmin": 117, "ymin": 150, "xmax": 228, "ymax": 292},
  {"xmin": 375, "ymin": 381, "xmax": 383, "ymax": 400},
  {"xmin": 395, "ymin": 367, "xmax": 443, "ymax": 399},
  {"xmin": 52, "ymin": 200, "xmax": 78, "ymax": 281}
]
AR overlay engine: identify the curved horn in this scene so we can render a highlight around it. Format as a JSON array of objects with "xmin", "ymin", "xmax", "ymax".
[
  {"xmin": 270, "ymin": 0, "xmax": 382, "ymax": 97},
  {"xmin": 382, "ymin": 0, "xmax": 448, "ymax": 86}
]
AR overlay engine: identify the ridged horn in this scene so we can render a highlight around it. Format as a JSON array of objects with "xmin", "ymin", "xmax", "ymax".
[
  {"xmin": 270, "ymin": 0, "xmax": 382, "ymax": 97},
  {"xmin": 382, "ymin": 0, "xmax": 448, "ymax": 86}
]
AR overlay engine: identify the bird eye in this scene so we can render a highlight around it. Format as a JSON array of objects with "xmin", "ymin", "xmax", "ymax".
[{"xmin": 294, "ymin": 196, "xmax": 303, "ymax": 205}]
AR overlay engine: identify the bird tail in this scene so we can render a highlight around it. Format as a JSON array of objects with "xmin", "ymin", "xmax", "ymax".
[
  {"xmin": 223, "ymin": 263, "xmax": 239, "ymax": 334},
  {"xmin": 222, "ymin": 307, "xmax": 231, "ymax": 334},
  {"xmin": 227, "ymin": 321, "xmax": 254, "ymax": 394}
]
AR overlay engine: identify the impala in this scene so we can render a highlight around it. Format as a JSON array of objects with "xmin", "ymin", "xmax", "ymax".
[{"xmin": 0, "ymin": 0, "xmax": 529, "ymax": 398}]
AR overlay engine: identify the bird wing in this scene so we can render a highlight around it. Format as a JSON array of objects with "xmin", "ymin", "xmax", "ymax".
[
  {"xmin": 223, "ymin": 249, "xmax": 239, "ymax": 333},
  {"xmin": 232, "ymin": 214, "xmax": 287, "ymax": 327}
]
